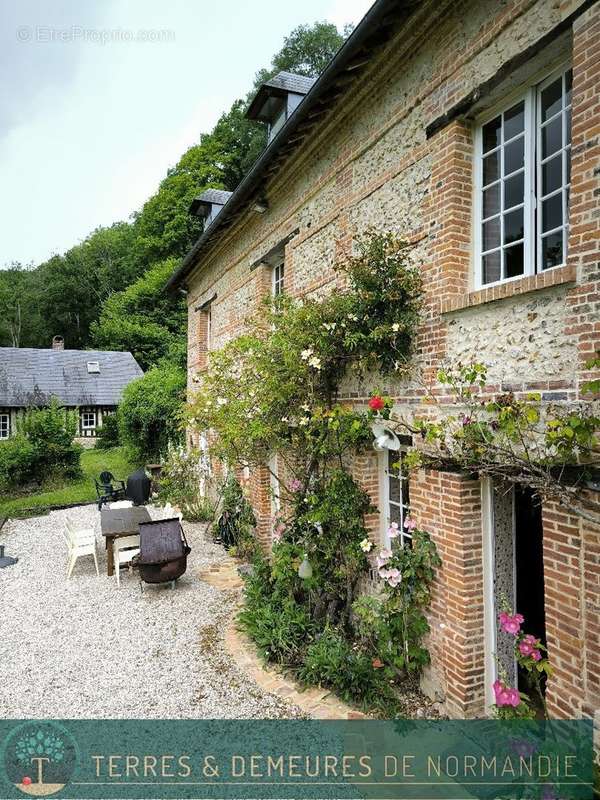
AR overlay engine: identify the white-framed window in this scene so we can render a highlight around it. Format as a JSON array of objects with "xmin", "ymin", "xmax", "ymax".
[
  {"xmin": 206, "ymin": 304, "xmax": 212, "ymax": 351},
  {"xmin": 268, "ymin": 453, "xmax": 281, "ymax": 517},
  {"xmin": 272, "ymin": 260, "xmax": 285, "ymax": 297},
  {"xmin": 80, "ymin": 410, "xmax": 96, "ymax": 431},
  {"xmin": 475, "ymin": 65, "xmax": 572, "ymax": 288},
  {"xmin": 382, "ymin": 449, "xmax": 411, "ymax": 548},
  {"xmin": 0, "ymin": 413, "xmax": 10, "ymax": 440}
]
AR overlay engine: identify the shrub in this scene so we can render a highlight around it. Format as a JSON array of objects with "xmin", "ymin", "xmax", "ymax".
[
  {"xmin": 157, "ymin": 444, "xmax": 214, "ymax": 522},
  {"xmin": 0, "ymin": 400, "xmax": 82, "ymax": 490},
  {"xmin": 238, "ymin": 553, "xmax": 316, "ymax": 665},
  {"xmin": 118, "ymin": 363, "xmax": 186, "ymax": 461},
  {"xmin": 298, "ymin": 627, "xmax": 395, "ymax": 710},
  {"xmin": 95, "ymin": 413, "xmax": 120, "ymax": 450},
  {"xmin": 0, "ymin": 435, "xmax": 37, "ymax": 491},
  {"xmin": 213, "ymin": 473, "xmax": 257, "ymax": 558}
]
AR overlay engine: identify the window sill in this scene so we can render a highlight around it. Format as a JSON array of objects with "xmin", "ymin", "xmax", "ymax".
[{"xmin": 440, "ymin": 264, "xmax": 576, "ymax": 314}]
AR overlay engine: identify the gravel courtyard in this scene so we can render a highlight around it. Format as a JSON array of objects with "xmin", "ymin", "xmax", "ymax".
[{"xmin": 0, "ymin": 505, "xmax": 301, "ymax": 719}]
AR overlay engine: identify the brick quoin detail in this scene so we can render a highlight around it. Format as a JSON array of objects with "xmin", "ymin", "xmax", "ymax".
[
  {"xmin": 420, "ymin": 120, "xmax": 473, "ymax": 380},
  {"xmin": 565, "ymin": 3, "xmax": 600, "ymax": 390},
  {"xmin": 410, "ymin": 469, "xmax": 485, "ymax": 718},
  {"xmin": 248, "ymin": 463, "xmax": 273, "ymax": 551}
]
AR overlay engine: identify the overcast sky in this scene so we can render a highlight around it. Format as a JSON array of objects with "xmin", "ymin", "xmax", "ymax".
[{"xmin": 0, "ymin": 0, "xmax": 373, "ymax": 269}]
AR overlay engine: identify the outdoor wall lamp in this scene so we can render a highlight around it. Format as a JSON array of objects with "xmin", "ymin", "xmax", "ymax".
[{"xmin": 252, "ymin": 198, "xmax": 269, "ymax": 213}]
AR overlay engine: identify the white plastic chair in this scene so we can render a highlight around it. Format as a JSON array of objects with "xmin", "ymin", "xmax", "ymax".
[
  {"xmin": 113, "ymin": 534, "xmax": 140, "ymax": 587},
  {"xmin": 63, "ymin": 518, "xmax": 99, "ymax": 578},
  {"xmin": 106, "ymin": 500, "xmax": 133, "ymax": 509}
]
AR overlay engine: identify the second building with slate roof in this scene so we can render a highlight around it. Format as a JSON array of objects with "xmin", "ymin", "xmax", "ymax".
[{"xmin": 0, "ymin": 337, "xmax": 143, "ymax": 440}]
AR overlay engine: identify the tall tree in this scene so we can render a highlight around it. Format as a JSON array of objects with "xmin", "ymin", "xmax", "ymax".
[
  {"xmin": 91, "ymin": 259, "xmax": 187, "ymax": 370},
  {"xmin": 1, "ymin": 20, "xmax": 351, "ymax": 360},
  {"xmin": 0, "ymin": 264, "xmax": 40, "ymax": 347},
  {"xmin": 35, "ymin": 222, "xmax": 138, "ymax": 349}
]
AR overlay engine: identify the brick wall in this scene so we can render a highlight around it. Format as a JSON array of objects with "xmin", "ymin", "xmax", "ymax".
[
  {"xmin": 566, "ymin": 2, "xmax": 600, "ymax": 393},
  {"xmin": 542, "ymin": 498, "xmax": 600, "ymax": 718},
  {"xmin": 184, "ymin": 0, "xmax": 600, "ymax": 718},
  {"xmin": 410, "ymin": 468, "xmax": 485, "ymax": 718}
]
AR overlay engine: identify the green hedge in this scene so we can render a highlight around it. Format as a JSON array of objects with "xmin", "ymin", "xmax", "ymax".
[{"xmin": 118, "ymin": 363, "xmax": 186, "ymax": 461}]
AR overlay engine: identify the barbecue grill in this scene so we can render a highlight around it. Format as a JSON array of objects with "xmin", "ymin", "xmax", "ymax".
[
  {"xmin": 126, "ymin": 468, "xmax": 151, "ymax": 506},
  {"xmin": 136, "ymin": 517, "xmax": 190, "ymax": 586}
]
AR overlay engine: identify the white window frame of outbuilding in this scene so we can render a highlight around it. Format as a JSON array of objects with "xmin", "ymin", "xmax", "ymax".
[
  {"xmin": 80, "ymin": 410, "xmax": 97, "ymax": 431},
  {"xmin": 474, "ymin": 63, "xmax": 572, "ymax": 290},
  {"xmin": 0, "ymin": 413, "xmax": 10, "ymax": 440}
]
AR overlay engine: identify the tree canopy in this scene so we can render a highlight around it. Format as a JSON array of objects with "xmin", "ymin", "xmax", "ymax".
[{"xmin": 0, "ymin": 21, "xmax": 348, "ymax": 364}]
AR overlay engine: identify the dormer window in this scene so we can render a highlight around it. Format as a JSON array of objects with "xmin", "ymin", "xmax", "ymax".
[
  {"xmin": 246, "ymin": 71, "xmax": 316, "ymax": 144},
  {"xmin": 189, "ymin": 189, "xmax": 232, "ymax": 227}
]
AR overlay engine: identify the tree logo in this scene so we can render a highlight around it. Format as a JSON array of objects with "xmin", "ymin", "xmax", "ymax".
[{"xmin": 2, "ymin": 723, "xmax": 78, "ymax": 796}]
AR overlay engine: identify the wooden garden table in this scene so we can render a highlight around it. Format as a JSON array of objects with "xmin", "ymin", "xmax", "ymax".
[{"xmin": 100, "ymin": 506, "xmax": 152, "ymax": 576}]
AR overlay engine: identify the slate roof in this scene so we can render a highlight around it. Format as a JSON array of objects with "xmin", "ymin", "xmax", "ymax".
[
  {"xmin": 194, "ymin": 189, "xmax": 232, "ymax": 206},
  {"xmin": 167, "ymin": 0, "xmax": 417, "ymax": 292},
  {"xmin": 189, "ymin": 189, "xmax": 233, "ymax": 217},
  {"xmin": 0, "ymin": 348, "xmax": 143, "ymax": 408},
  {"xmin": 261, "ymin": 72, "xmax": 317, "ymax": 95},
  {"xmin": 246, "ymin": 72, "xmax": 316, "ymax": 121}
]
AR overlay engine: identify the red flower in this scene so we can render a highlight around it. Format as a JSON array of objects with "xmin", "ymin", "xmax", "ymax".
[
  {"xmin": 372, "ymin": 658, "xmax": 384, "ymax": 668},
  {"xmin": 369, "ymin": 396, "xmax": 385, "ymax": 411},
  {"xmin": 22, "ymin": 778, "xmax": 32, "ymax": 786}
]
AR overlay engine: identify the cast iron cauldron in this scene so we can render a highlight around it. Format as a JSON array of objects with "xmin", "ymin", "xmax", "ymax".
[{"xmin": 136, "ymin": 518, "xmax": 190, "ymax": 584}]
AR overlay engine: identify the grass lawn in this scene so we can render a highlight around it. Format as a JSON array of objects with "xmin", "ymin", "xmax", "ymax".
[{"xmin": 0, "ymin": 447, "xmax": 138, "ymax": 519}]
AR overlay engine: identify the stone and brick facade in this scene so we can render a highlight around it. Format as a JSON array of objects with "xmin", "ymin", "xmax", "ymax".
[{"xmin": 172, "ymin": 0, "xmax": 600, "ymax": 719}]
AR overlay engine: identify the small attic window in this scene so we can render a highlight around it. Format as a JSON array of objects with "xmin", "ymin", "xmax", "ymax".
[
  {"xmin": 246, "ymin": 72, "xmax": 316, "ymax": 144},
  {"xmin": 87, "ymin": 361, "xmax": 100, "ymax": 374}
]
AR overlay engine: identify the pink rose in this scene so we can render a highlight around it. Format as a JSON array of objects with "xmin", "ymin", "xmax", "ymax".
[
  {"xmin": 493, "ymin": 680, "xmax": 521, "ymax": 707},
  {"xmin": 387, "ymin": 522, "xmax": 399, "ymax": 539},
  {"xmin": 518, "ymin": 641, "xmax": 533, "ymax": 656},
  {"xmin": 499, "ymin": 611, "xmax": 524, "ymax": 636},
  {"xmin": 404, "ymin": 517, "xmax": 417, "ymax": 532},
  {"xmin": 531, "ymin": 650, "xmax": 542, "ymax": 661},
  {"xmin": 506, "ymin": 688, "xmax": 521, "ymax": 707},
  {"xmin": 289, "ymin": 479, "xmax": 302, "ymax": 492}
]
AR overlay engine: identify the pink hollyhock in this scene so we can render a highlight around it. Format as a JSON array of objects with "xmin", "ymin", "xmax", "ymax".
[
  {"xmin": 273, "ymin": 522, "xmax": 286, "ymax": 542},
  {"xmin": 377, "ymin": 548, "xmax": 392, "ymax": 569},
  {"xmin": 368, "ymin": 395, "xmax": 385, "ymax": 411},
  {"xmin": 386, "ymin": 570, "xmax": 401, "ymax": 588},
  {"xmin": 404, "ymin": 517, "xmax": 417, "ymax": 532},
  {"xmin": 379, "ymin": 568, "xmax": 391, "ymax": 579},
  {"xmin": 387, "ymin": 522, "xmax": 399, "ymax": 539}
]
